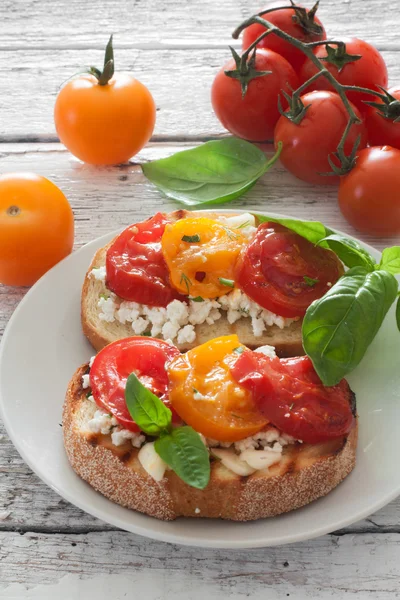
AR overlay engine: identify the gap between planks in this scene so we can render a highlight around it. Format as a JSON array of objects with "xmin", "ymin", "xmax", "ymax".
[
  {"xmin": 0, "ymin": 133, "xmax": 229, "ymax": 144},
  {"xmin": 0, "ymin": 524, "xmax": 399, "ymax": 536},
  {"xmin": 2, "ymin": 42, "xmax": 400, "ymax": 52}
]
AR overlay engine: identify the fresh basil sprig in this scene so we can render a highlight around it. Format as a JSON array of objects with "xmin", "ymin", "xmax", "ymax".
[
  {"xmin": 125, "ymin": 373, "xmax": 210, "ymax": 489},
  {"xmin": 142, "ymin": 138, "xmax": 282, "ymax": 206},
  {"xmin": 379, "ymin": 247, "xmax": 400, "ymax": 275},
  {"xmin": 255, "ymin": 213, "xmax": 400, "ymax": 385},
  {"xmin": 303, "ymin": 268, "xmax": 398, "ymax": 386},
  {"xmin": 155, "ymin": 427, "xmax": 210, "ymax": 491},
  {"xmin": 125, "ymin": 373, "xmax": 171, "ymax": 436}
]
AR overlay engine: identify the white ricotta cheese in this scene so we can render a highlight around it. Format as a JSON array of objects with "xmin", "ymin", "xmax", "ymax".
[
  {"xmin": 82, "ymin": 374, "xmax": 90, "ymax": 389},
  {"xmin": 87, "ymin": 410, "xmax": 118, "ymax": 435},
  {"xmin": 111, "ymin": 428, "xmax": 146, "ymax": 448},
  {"xmin": 138, "ymin": 442, "xmax": 168, "ymax": 482},
  {"xmin": 90, "ymin": 266, "xmax": 107, "ymax": 281},
  {"xmin": 254, "ymin": 345, "xmax": 277, "ymax": 359},
  {"xmin": 89, "ymin": 356, "xmax": 96, "ymax": 368}
]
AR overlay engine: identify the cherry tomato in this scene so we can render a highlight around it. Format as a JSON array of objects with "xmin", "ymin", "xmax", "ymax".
[
  {"xmin": 90, "ymin": 337, "xmax": 180, "ymax": 432},
  {"xmin": 231, "ymin": 351, "xmax": 355, "ymax": 444},
  {"xmin": 338, "ymin": 146, "xmax": 400, "ymax": 236},
  {"xmin": 167, "ymin": 335, "xmax": 268, "ymax": 442},
  {"xmin": 274, "ymin": 90, "xmax": 368, "ymax": 185},
  {"xmin": 242, "ymin": 4, "xmax": 326, "ymax": 72},
  {"xmin": 54, "ymin": 39, "xmax": 155, "ymax": 165},
  {"xmin": 106, "ymin": 213, "xmax": 183, "ymax": 307},
  {"xmin": 161, "ymin": 218, "xmax": 247, "ymax": 298},
  {"xmin": 0, "ymin": 173, "xmax": 74, "ymax": 287},
  {"xmin": 236, "ymin": 222, "xmax": 343, "ymax": 318},
  {"xmin": 365, "ymin": 86, "xmax": 400, "ymax": 149},
  {"xmin": 211, "ymin": 48, "xmax": 298, "ymax": 141},
  {"xmin": 299, "ymin": 38, "xmax": 388, "ymax": 113}
]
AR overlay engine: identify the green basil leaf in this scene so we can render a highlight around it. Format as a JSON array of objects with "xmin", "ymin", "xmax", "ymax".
[
  {"xmin": 125, "ymin": 373, "xmax": 172, "ymax": 436},
  {"xmin": 256, "ymin": 214, "xmax": 333, "ymax": 245},
  {"xmin": 219, "ymin": 277, "xmax": 235, "ymax": 288},
  {"xmin": 154, "ymin": 426, "xmax": 210, "ymax": 489},
  {"xmin": 397, "ymin": 297, "xmax": 400, "ymax": 332},
  {"xmin": 302, "ymin": 267, "xmax": 398, "ymax": 386},
  {"xmin": 141, "ymin": 138, "xmax": 282, "ymax": 206},
  {"xmin": 317, "ymin": 234, "xmax": 376, "ymax": 271},
  {"xmin": 303, "ymin": 276, "xmax": 319, "ymax": 287},
  {"xmin": 182, "ymin": 234, "xmax": 200, "ymax": 243},
  {"xmin": 379, "ymin": 246, "xmax": 400, "ymax": 274}
]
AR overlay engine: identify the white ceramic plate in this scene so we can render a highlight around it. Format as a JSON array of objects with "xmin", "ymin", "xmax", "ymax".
[{"xmin": 1, "ymin": 212, "xmax": 400, "ymax": 548}]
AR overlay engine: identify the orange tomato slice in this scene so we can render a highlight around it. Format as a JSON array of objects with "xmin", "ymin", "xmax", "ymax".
[
  {"xmin": 167, "ymin": 335, "xmax": 268, "ymax": 442},
  {"xmin": 161, "ymin": 217, "xmax": 247, "ymax": 298}
]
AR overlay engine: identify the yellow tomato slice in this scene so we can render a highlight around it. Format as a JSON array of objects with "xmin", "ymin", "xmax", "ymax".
[
  {"xmin": 161, "ymin": 217, "xmax": 247, "ymax": 298},
  {"xmin": 167, "ymin": 335, "xmax": 268, "ymax": 442}
]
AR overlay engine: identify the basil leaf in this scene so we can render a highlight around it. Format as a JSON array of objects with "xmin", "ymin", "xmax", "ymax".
[
  {"xmin": 397, "ymin": 297, "xmax": 400, "ymax": 332},
  {"xmin": 256, "ymin": 214, "xmax": 333, "ymax": 244},
  {"xmin": 154, "ymin": 426, "xmax": 210, "ymax": 489},
  {"xmin": 317, "ymin": 234, "xmax": 376, "ymax": 271},
  {"xmin": 303, "ymin": 276, "xmax": 319, "ymax": 287},
  {"xmin": 302, "ymin": 268, "xmax": 398, "ymax": 386},
  {"xmin": 182, "ymin": 234, "xmax": 200, "ymax": 243},
  {"xmin": 125, "ymin": 373, "xmax": 172, "ymax": 436},
  {"xmin": 219, "ymin": 277, "xmax": 235, "ymax": 288},
  {"xmin": 379, "ymin": 246, "xmax": 400, "ymax": 274},
  {"xmin": 141, "ymin": 138, "xmax": 282, "ymax": 206},
  {"xmin": 190, "ymin": 296, "xmax": 204, "ymax": 302}
]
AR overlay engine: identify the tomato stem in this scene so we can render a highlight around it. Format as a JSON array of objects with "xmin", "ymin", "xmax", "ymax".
[
  {"xmin": 232, "ymin": 13, "xmax": 388, "ymax": 176},
  {"xmin": 87, "ymin": 34, "xmax": 115, "ymax": 86}
]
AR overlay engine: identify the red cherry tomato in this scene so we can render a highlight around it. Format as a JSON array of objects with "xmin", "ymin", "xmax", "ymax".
[
  {"xmin": 338, "ymin": 146, "xmax": 400, "ymax": 236},
  {"xmin": 211, "ymin": 48, "xmax": 298, "ymax": 141},
  {"xmin": 242, "ymin": 4, "xmax": 326, "ymax": 72},
  {"xmin": 299, "ymin": 38, "xmax": 388, "ymax": 114},
  {"xmin": 90, "ymin": 337, "xmax": 180, "ymax": 431},
  {"xmin": 365, "ymin": 86, "xmax": 400, "ymax": 149},
  {"xmin": 231, "ymin": 351, "xmax": 355, "ymax": 444},
  {"xmin": 274, "ymin": 90, "xmax": 368, "ymax": 185},
  {"xmin": 106, "ymin": 213, "xmax": 182, "ymax": 307},
  {"xmin": 236, "ymin": 222, "xmax": 344, "ymax": 318}
]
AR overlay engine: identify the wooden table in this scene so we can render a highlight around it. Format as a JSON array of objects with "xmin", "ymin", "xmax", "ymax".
[{"xmin": 1, "ymin": 0, "xmax": 400, "ymax": 597}]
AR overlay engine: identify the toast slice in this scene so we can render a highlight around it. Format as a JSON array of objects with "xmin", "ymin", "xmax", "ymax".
[
  {"xmin": 81, "ymin": 210, "xmax": 304, "ymax": 355},
  {"xmin": 63, "ymin": 365, "xmax": 358, "ymax": 521}
]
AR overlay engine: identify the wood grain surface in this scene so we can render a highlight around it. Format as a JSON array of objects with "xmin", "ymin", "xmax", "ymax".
[{"xmin": 1, "ymin": 0, "xmax": 400, "ymax": 597}]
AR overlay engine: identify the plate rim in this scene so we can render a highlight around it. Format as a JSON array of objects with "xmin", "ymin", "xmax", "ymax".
[{"xmin": 1, "ymin": 209, "xmax": 399, "ymax": 549}]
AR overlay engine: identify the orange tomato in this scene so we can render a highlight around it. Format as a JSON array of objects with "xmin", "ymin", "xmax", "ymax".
[
  {"xmin": 0, "ymin": 173, "xmax": 74, "ymax": 286},
  {"xmin": 167, "ymin": 335, "xmax": 268, "ymax": 442},
  {"xmin": 161, "ymin": 218, "xmax": 247, "ymax": 298},
  {"xmin": 54, "ymin": 38, "xmax": 156, "ymax": 165}
]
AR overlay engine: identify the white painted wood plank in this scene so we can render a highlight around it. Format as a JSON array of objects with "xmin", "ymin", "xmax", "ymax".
[
  {"xmin": 1, "ymin": 531, "xmax": 400, "ymax": 598},
  {"xmin": 2, "ymin": 0, "xmax": 399, "ymax": 49},
  {"xmin": 0, "ymin": 141, "xmax": 399, "ymax": 537},
  {"xmin": 1, "ymin": 47, "xmax": 400, "ymax": 139}
]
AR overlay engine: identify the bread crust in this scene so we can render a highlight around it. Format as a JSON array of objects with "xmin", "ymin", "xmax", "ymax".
[
  {"xmin": 63, "ymin": 365, "xmax": 358, "ymax": 522},
  {"xmin": 81, "ymin": 209, "xmax": 304, "ymax": 355}
]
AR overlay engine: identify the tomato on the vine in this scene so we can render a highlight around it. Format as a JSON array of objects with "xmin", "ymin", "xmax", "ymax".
[
  {"xmin": 338, "ymin": 146, "xmax": 400, "ymax": 236},
  {"xmin": 274, "ymin": 90, "xmax": 368, "ymax": 185},
  {"xmin": 299, "ymin": 38, "xmax": 388, "ymax": 114},
  {"xmin": 365, "ymin": 86, "xmax": 400, "ymax": 149},
  {"xmin": 212, "ymin": 48, "xmax": 298, "ymax": 141},
  {"xmin": 54, "ymin": 36, "xmax": 156, "ymax": 165},
  {"xmin": 0, "ymin": 173, "xmax": 74, "ymax": 287},
  {"xmin": 242, "ymin": 3, "xmax": 326, "ymax": 72}
]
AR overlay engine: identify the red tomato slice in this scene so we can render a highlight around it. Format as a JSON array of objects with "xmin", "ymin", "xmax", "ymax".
[
  {"xmin": 106, "ymin": 213, "xmax": 182, "ymax": 307},
  {"xmin": 231, "ymin": 351, "xmax": 355, "ymax": 444},
  {"xmin": 90, "ymin": 337, "xmax": 180, "ymax": 432},
  {"xmin": 235, "ymin": 223, "xmax": 344, "ymax": 318}
]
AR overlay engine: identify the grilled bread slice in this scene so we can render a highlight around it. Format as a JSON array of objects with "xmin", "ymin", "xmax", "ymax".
[
  {"xmin": 81, "ymin": 210, "xmax": 304, "ymax": 355},
  {"xmin": 63, "ymin": 364, "xmax": 358, "ymax": 522}
]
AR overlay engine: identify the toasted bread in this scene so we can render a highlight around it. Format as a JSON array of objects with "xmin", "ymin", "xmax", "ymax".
[
  {"xmin": 63, "ymin": 364, "xmax": 358, "ymax": 521},
  {"xmin": 81, "ymin": 210, "xmax": 304, "ymax": 355}
]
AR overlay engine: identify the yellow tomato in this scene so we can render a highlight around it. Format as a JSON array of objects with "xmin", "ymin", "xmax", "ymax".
[
  {"xmin": 161, "ymin": 218, "xmax": 247, "ymax": 298},
  {"xmin": 167, "ymin": 335, "xmax": 268, "ymax": 442},
  {"xmin": 54, "ymin": 37, "xmax": 156, "ymax": 165},
  {"xmin": 0, "ymin": 173, "xmax": 74, "ymax": 286}
]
